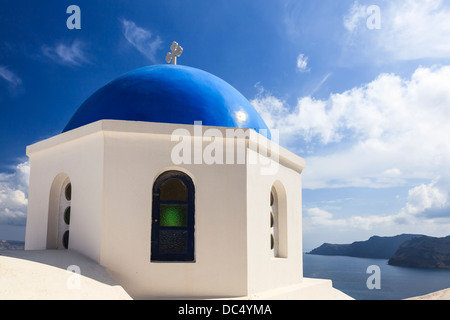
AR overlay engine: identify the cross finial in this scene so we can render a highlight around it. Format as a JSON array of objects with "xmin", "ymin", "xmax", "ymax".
[{"xmin": 165, "ymin": 41, "xmax": 183, "ymax": 65}]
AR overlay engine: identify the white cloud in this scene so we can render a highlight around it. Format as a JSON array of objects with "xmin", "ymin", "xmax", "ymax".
[
  {"xmin": 0, "ymin": 161, "xmax": 29, "ymax": 226},
  {"xmin": 343, "ymin": 1, "xmax": 367, "ymax": 33},
  {"xmin": 296, "ymin": 54, "xmax": 309, "ymax": 72},
  {"xmin": 305, "ymin": 207, "xmax": 342, "ymax": 227},
  {"xmin": 251, "ymin": 85, "xmax": 287, "ymax": 135},
  {"xmin": 252, "ymin": 65, "xmax": 450, "ymax": 190},
  {"xmin": 382, "ymin": 0, "xmax": 450, "ymax": 60},
  {"xmin": 304, "ymin": 177, "xmax": 450, "ymax": 235},
  {"xmin": 344, "ymin": 0, "xmax": 450, "ymax": 60},
  {"xmin": 42, "ymin": 39, "xmax": 90, "ymax": 66},
  {"xmin": 0, "ymin": 66, "xmax": 22, "ymax": 88},
  {"xmin": 121, "ymin": 19, "xmax": 163, "ymax": 62},
  {"xmin": 304, "ymin": 207, "xmax": 396, "ymax": 231},
  {"xmin": 402, "ymin": 180, "xmax": 449, "ymax": 216}
]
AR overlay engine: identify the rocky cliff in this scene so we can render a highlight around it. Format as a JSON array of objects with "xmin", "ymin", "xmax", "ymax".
[{"xmin": 388, "ymin": 236, "xmax": 450, "ymax": 269}]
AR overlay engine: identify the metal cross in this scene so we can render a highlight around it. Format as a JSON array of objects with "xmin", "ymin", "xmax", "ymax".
[{"xmin": 165, "ymin": 41, "xmax": 183, "ymax": 65}]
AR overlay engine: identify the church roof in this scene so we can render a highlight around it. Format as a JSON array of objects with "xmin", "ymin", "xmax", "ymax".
[{"xmin": 63, "ymin": 65, "xmax": 271, "ymax": 136}]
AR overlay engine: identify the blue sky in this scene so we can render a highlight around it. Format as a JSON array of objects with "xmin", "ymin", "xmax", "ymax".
[{"xmin": 1, "ymin": 0, "xmax": 450, "ymax": 249}]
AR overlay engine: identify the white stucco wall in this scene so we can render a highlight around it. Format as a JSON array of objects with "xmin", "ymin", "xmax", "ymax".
[
  {"xmin": 246, "ymin": 146, "xmax": 305, "ymax": 295},
  {"xmin": 26, "ymin": 124, "xmax": 105, "ymax": 262},
  {"xmin": 99, "ymin": 128, "xmax": 248, "ymax": 298},
  {"xmin": 25, "ymin": 120, "xmax": 306, "ymax": 299}
]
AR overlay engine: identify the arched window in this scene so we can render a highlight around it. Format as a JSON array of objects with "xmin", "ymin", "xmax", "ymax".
[
  {"xmin": 151, "ymin": 171, "xmax": 195, "ymax": 262},
  {"xmin": 270, "ymin": 182, "xmax": 287, "ymax": 258},
  {"xmin": 47, "ymin": 174, "xmax": 72, "ymax": 250}
]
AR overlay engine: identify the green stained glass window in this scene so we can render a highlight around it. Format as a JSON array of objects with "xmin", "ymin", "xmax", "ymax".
[
  {"xmin": 160, "ymin": 204, "xmax": 187, "ymax": 227},
  {"xmin": 151, "ymin": 170, "xmax": 195, "ymax": 262}
]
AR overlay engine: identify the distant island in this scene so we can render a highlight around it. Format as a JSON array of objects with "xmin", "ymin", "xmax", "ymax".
[
  {"xmin": 0, "ymin": 240, "xmax": 25, "ymax": 250},
  {"xmin": 308, "ymin": 234, "xmax": 450, "ymax": 269},
  {"xmin": 308, "ymin": 234, "xmax": 423, "ymax": 259},
  {"xmin": 388, "ymin": 236, "xmax": 450, "ymax": 269}
]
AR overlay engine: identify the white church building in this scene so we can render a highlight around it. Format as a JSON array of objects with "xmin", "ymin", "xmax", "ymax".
[{"xmin": 23, "ymin": 47, "xmax": 351, "ymax": 299}]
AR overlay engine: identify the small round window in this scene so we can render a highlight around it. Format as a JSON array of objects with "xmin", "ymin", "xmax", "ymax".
[
  {"xmin": 64, "ymin": 206, "xmax": 71, "ymax": 225},
  {"xmin": 270, "ymin": 234, "xmax": 275, "ymax": 250},
  {"xmin": 65, "ymin": 183, "xmax": 72, "ymax": 201},
  {"xmin": 62, "ymin": 230, "xmax": 70, "ymax": 249}
]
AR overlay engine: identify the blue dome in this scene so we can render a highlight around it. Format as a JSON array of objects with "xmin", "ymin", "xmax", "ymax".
[{"xmin": 63, "ymin": 65, "xmax": 270, "ymax": 137}]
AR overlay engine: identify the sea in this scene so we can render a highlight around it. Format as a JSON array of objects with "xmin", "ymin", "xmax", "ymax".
[{"xmin": 303, "ymin": 253, "xmax": 450, "ymax": 300}]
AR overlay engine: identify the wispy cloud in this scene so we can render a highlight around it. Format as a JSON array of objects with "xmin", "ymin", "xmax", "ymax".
[
  {"xmin": 309, "ymin": 72, "xmax": 332, "ymax": 96},
  {"xmin": 42, "ymin": 39, "xmax": 90, "ymax": 67},
  {"xmin": 0, "ymin": 66, "xmax": 22, "ymax": 88},
  {"xmin": 0, "ymin": 161, "xmax": 29, "ymax": 226},
  {"xmin": 296, "ymin": 53, "xmax": 310, "ymax": 72},
  {"xmin": 344, "ymin": 0, "xmax": 450, "ymax": 61},
  {"xmin": 121, "ymin": 19, "xmax": 163, "ymax": 63},
  {"xmin": 343, "ymin": 1, "xmax": 367, "ymax": 33},
  {"xmin": 304, "ymin": 207, "xmax": 395, "ymax": 231}
]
